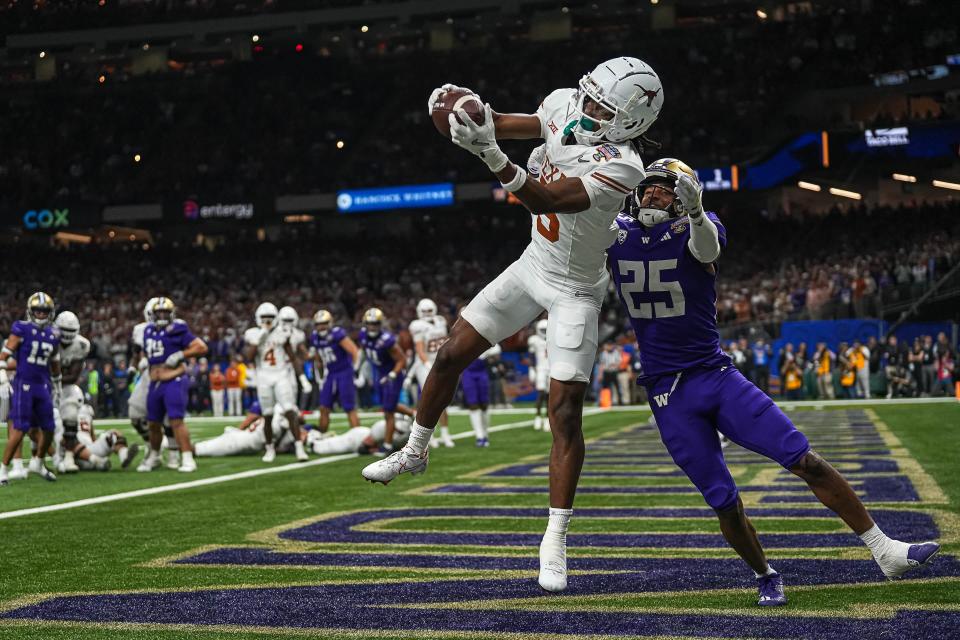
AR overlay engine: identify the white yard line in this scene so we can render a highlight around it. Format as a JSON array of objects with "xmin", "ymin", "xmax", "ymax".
[{"xmin": 0, "ymin": 414, "xmax": 576, "ymax": 521}]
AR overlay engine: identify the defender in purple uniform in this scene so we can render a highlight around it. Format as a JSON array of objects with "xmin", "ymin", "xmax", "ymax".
[
  {"xmin": 136, "ymin": 297, "xmax": 208, "ymax": 474},
  {"xmin": 310, "ymin": 309, "xmax": 362, "ymax": 432},
  {"xmin": 357, "ymin": 308, "xmax": 414, "ymax": 456},
  {"xmin": 0, "ymin": 292, "xmax": 62, "ymax": 484},
  {"xmin": 607, "ymin": 158, "xmax": 940, "ymax": 605},
  {"xmin": 461, "ymin": 343, "xmax": 501, "ymax": 447}
]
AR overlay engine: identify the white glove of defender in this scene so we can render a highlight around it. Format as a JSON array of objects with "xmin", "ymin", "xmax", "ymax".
[
  {"xmin": 298, "ymin": 373, "xmax": 312, "ymax": 394},
  {"xmin": 449, "ymin": 103, "xmax": 508, "ymax": 172},
  {"xmin": 427, "ymin": 83, "xmax": 473, "ymax": 115},
  {"xmin": 379, "ymin": 371, "xmax": 398, "ymax": 387},
  {"xmin": 354, "ymin": 372, "xmax": 366, "ymax": 389},
  {"xmin": 527, "ymin": 144, "xmax": 546, "ymax": 178},
  {"xmin": 675, "ymin": 173, "xmax": 704, "ymax": 220},
  {"xmin": 165, "ymin": 350, "xmax": 185, "ymax": 367},
  {"xmin": 137, "ymin": 357, "xmax": 149, "ymax": 372}
]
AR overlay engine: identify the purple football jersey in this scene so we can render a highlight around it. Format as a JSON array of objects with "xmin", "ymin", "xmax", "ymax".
[
  {"xmin": 143, "ymin": 320, "xmax": 197, "ymax": 366},
  {"xmin": 358, "ymin": 329, "xmax": 400, "ymax": 375},
  {"xmin": 606, "ymin": 212, "xmax": 731, "ymax": 379},
  {"xmin": 11, "ymin": 320, "xmax": 58, "ymax": 384},
  {"xmin": 310, "ymin": 326, "xmax": 352, "ymax": 373}
]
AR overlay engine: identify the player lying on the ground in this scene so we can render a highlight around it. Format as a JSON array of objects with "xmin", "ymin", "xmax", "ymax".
[
  {"xmin": 66, "ymin": 403, "xmax": 138, "ymax": 470},
  {"xmin": 1, "ymin": 292, "xmax": 62, "ymax": 485},
  {"xmin": 310, "ymin": 414, "xmax": 413, "ymax": 456},
  {"xmin": 607, "ymin": 158, "xmax": 940, "ymax": 606},
  {"xmin": 363, "ymin": 57, "xmax": 664, "ymax": 594},
  {"xmin": 194, "ymin": 403, "xmax": 300, "ymax": 457}
]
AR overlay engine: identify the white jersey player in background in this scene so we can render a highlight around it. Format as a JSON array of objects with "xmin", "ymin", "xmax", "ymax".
[
  {"xmin": 53, "ymin": 311, "xmax": 92, "ymax": 473},
  {"xmin": 73, "ymin": 403, "xmax": 138, "ymax": 470},
  {"xmin": 195, "ymin": 404, "xmax": 296, "ymax": 457},
  {"xmin": 243, "ymin": 302, "xmax": 309, "ymax": 463},
  {"xmin": 311, "ymin": 414, "xmax": 412, "ymax": 456},
  {"xmin": 128, "ymin": 297, "xmax": 158, "ymax": 447},
  {"xmin": 408, "ymin": 298, "xmax": 454, "ymax": 448},
  {"xmin": 527, "ymin": 318, "xmax": 550, "ymax": 432},
  {"xmin": 278, "ymin": 305, "xmax": 312, "ymax": 407},
  {"xmin": 363, "ymin": 57, "xmax": 663, "ymax": 594}
]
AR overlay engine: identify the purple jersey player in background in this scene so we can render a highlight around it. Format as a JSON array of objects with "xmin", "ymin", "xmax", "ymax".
[
  {"xmin": 607, "ymin": 158, "xmax": 939, "ymax": 606},
  {"xmin": 357, "ymin": 308, "xmax": 414, "ymax": 456},
  {"xmin": 136, "ymin": 297, "xmax": 208, "ymax": 474},
  {"xmin": 0, "ymin": 292, "xmax": 62, "ymax": 484},
  {"xmin": 310, "ymin": 309, "xmax": 362, "ymax": 432},
  {"xmin": 461, "ymin": 342, "xmax": 501, "ymax": 447}
]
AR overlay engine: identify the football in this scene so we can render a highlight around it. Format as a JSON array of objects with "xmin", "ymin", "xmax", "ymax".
[{"xmin": 431, "ymin": 88, "xmax": 485, "ymax": 138}]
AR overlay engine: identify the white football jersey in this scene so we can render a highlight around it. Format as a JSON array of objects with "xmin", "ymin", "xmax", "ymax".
[
  {"xmin": 61, "ymin": 334, "xmax": 91, "ymax": 368},
  {"xmin": 409, "ymin": 316, "xmax": 449, "ymax": 364},
  {"xmin": 528, "ymin": 88, "xmax": 646, "ymax": 289},
  {"xmin": 131, "ymin": 321, "xmax": 147, "ymax": 349},
  {"xmin": 244, "ymin": 326, "xmax": 294, "ymax": 377},
  {"xmin": 528, "ymin": 334, "xmax": 548, "ymax": 366},
  {"xmin": 289, "ymin": 327, "xmax": 306, "ymax": 349}
]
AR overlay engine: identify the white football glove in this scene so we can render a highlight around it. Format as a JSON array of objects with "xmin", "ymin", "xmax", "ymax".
[
  {"xmin": 0, "ymin": 368, "xmax": 7, "ymax": 386},
  {"xmin": 353, "ymin": 372, "xmax": 366, "ymax": 389},
  {"xmin": 298, "ymin": 373, "xmax": 312, "ymax": 394},
  {"xmin": 675, "ymin": 173, "xmax": 704, "ymax": 220},
  {"xmin": 137, "ymin": 357, "xmax": 149, "ymax": 372},
  {"xmin": 427, "ymin": 83, "xmax": 473, "ymax": 115},
  {"xmin": 165, "ymin": 350, "xmax": 185, "ymax": 367},
  {"xmin": 379, "ymin": 370, "xmax": 398, "ymax": 387},
  {"xmin": 449, "ymin": 103, "xmax": 509, "ymax": 172},
  {"xmin": 527, "ymin": 144, "xmax": 546, "ymax": 178}
]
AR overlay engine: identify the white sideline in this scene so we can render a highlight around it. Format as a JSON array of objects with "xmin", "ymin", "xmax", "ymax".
[{"xmin": 0, "ymin": 414, "xmax": 573, "ymax": 521}]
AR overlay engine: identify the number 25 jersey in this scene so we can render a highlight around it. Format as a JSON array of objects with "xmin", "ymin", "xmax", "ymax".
[
  {"xmin": 607, "ymin": 212, "xmax": 731, "ymax": 379},
  {"xmin": 526, "ymin": 88, "xmax": 646, "ymax": 291}
]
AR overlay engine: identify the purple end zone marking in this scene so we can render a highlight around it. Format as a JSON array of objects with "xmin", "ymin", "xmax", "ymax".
[
  {"xmin": 270, "ymin": 507, "xmax": 937, "ymax": 549},
  {"xmin": 5, "ymin": 558, "xmax": 960, "ymax": 638}
]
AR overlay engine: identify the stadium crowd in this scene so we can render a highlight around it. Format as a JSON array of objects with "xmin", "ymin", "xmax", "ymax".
[{"xmin": 0, "ymin": 0, "xmax": 956, "ymax": 211}]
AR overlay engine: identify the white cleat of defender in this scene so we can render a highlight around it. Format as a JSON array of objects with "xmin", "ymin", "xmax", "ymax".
[
  {"xmin": 177, "ymin": 457, "xmax": 197, "ymax": 473},
  {"xmin": 136, "ymin": 453, "xmax": 161, "ymax": 473},
  {"xmin": 362, "ymin": 448, "xmax": 429, "ymax": 485},
  {"xmin": 166, "ymin": 450, "xmax": 181, "ymax": 470},
  {"xmin": 538, "ymin": 535, "xmax": 568, "ymax": 592},
  {"xmin": 27, "ymin": 457, "xmax": 56, "ymax": 482},
  {"xmin": 874, "ymin": 540, "xmax": 941, "ymax": 579}
]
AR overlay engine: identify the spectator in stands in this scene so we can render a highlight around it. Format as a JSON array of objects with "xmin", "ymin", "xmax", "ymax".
[
  {"xmin": 921, "ymin": 335, "xmax": 937, "ymax": 395},
  {"xmin": 849, "ymin": 339, "xmax": 870, "ymax": 399},
  {"xmin": 781, "ymin": 359, "xmax": 804, "ymax": 401},
  {"xmin": 100, "ymin": 361, "xmax": 116, "ymax": 417},
  {"xmin": 598, "ymin": 342, "xmax": 624, "ymax": 406},
  {"xmin": 814, "ymin": 342, "xmax": 836, "ymax": 399},
  {"xmin": 113, "ymin": 360, "xmax": 129, "ymax": 417},
  {"xmin": 839, "ymin": 354, "xmax": 858, "ymax": 399},
  {"xmin": 934, "ymin": 333, "xmax": 955, "ymax": 397},
  {"xmin": 225, "ymin": 358, "xmax": 242, "ymax": 416},
  {"xmin": 751, "ymin": 338, "xmax": 772, "ymax": 394}
]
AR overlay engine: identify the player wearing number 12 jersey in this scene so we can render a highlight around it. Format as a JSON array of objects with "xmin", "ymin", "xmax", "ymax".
[
  {"xmin": 362, "ymin": 56, "xmax": 664, "ymax": 593},
  {"xmin": 607, "ymin": 157, "xmax": 940, "ymax": 607}
]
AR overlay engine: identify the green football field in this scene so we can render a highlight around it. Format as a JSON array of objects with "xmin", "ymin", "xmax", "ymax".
[{"xmin": 1, "ymin": 400, "xmax": 958, "ymax": 639}]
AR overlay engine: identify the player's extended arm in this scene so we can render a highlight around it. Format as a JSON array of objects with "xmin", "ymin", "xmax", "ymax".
[
  {"xmin": 62, "ymin": 359, "xmax": 85, "ymax": 385},
  {"xmin": 388, "ymin": 343, "xmax": 406, "ymax": 377},
  {"xmin": 0, "ymin": 334, "xmax": 21, "ymax": 369},
  {"xmin": 414, "ymin": 338, "xmax": 429, "ymax": 366},
  {"xmin": 184, "ymin": 337, "xmax": 208, "ymax": 359},
  {"xmin": 491, "ymin": 112, "xmax": 543, "ymax": 140},
  {"xmin": 339, "ymin": 337, "xmax": 360, "ymax": 368},
  {"xmin": 676, "ymin": 173, "xmax": 721, "ymax": 264}
]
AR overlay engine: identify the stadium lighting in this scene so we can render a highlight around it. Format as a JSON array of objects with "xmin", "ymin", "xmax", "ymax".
[
  {"xmin": 797, "ymin": 181, "xmax": 821, "ymax": 192},
  {"xmin": 932, "ymin": 179, "xmax": 960, "ymax": 191},
  {"xmin": 39, "ymin": 51, "xmax": 46, "ymax": 59},
  {"xmin": 892, "ymin": 173, "xmax": 917, "ymax": 183},
  {"xmin": 251, "ymin": 34, "xmax": 260, "ymax": 43},
  {"xmin": 445, "ymin": 17, "xmax": 454, "ymax": 24},
  {"xmin": 829, "ymin": 187, "xmax": 862, "ymax": 200},
  {"xmin": 133, "ymin": 154, "xmax": 141, "ymax": 163},
  {"xmin": 295, "ymin": 43, "xmax": 304, "ymax": 52},
  {"xmin": 561, "ymin": 6, "xmax": 570, "ymax": 13},
  {"xmin": 650, "ymin": 0, "xmax": 659, "ymax": 5},
  {"xmin": 129, "ymin": 234, "xmax": 136, "ymax": 241},
  {"xmin": 757, "ymin": 8, "xmax": 768, "ymax": 19},
  {"xmin": 361, "ymin": 25, "xmax": 369, "ymax": 33},
  {"xmin": 142, "ymin": 43, "xmax": 150, "ymax": 51},
  {"xmin": 108, "ymin": 230, "xmax": 116, "ymax": 238},
  {"xmin": 336, "ymin": 140, "xmax": 345, "ymax": 149},
  {"xmin": 98, "ymin": 75, "xmax": 106, "ymax": 84}
]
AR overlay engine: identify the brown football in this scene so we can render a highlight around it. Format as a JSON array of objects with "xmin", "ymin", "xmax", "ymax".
[{"xmin": 430, "ymin": 88, "xmax": 485, "ymax": 139}]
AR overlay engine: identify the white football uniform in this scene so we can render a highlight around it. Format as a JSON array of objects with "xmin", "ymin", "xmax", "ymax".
[
  {"xmin": 409, "ymin": 316, "xmax": 449, "ymax": 389},
  {"xmin": 59, "ymin": 334, "xmax": 91, "ymax": 423},
  {"xmin": 75, "ymin": 405, "xmax": 113, "ymax": 458},
  {"xmin": 309, "ymin": 415, "xmax": 412, "ymax": 455},
  {"xmin": 129, "ymin": 321, "xmax": 150, "ymax": 420},
  {"xmin": 244, "ymin": 326, "xmax": 297, "ymax": 415},
  {"xmin": 527, "ymin": 334, "xmax": 550, "ymax": 392},
  {"xmin": 285, "ymin": 326, "xmax": 307, "ymax": 392},
  {"xmin": 461, "ymin": 88, "xmax": 645, "ymax": 382},
  {"xmin": 195, "ymin": 406, "xmax": 293, "ymax": 456}
]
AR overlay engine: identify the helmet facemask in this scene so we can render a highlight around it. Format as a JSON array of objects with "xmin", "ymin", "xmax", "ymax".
[{"xmin": 633, "ymin": 181, "xmax": 682, "ymax": 227}]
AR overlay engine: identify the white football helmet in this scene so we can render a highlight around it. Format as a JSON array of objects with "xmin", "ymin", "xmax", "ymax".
[
  {"xmin": 151, "ymin": 297, "xmax": 176, "ymax": 327},
  {"xmin": 313, "ymin": 310, "xmax": 333, "ymax": 337},
  {"xmin": 279, "ymin": 306, "xmax": 299, "ymax": 328},
  {"xmin": 55, "ymin": 311, "xmax": 80, "ymax": 345},
  {"xmin": 143, "ymin": 297, "xmax": 159, "ymax": 323},
  {"xmin": 567, "ymin": 57, "xmax": 663, "ymax": 145},
  {"xmin": 536, "ymin": 319, "xmax": 548, "ymax": 340},
  {"xmin": 255, "ymin": 302, "xmax": 279, "ymax": 330},
  {"xmin": 416, "ymin": 298, "xmax": 437, "ymax": 320}
]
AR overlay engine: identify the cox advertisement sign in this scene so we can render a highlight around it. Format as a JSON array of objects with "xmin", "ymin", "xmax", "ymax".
[
  {"xmin": 336, "ymin": 183, "xmax": 454, "ymax": 213},
  {"xmin": 21, "ymin": 206, "xmax": 99, "ymax": 231}
]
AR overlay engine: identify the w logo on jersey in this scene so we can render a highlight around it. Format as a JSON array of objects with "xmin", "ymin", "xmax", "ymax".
[
  {"xmin": 641, "ymin": 237, "xmax": 650, "ymax": 245},
  {"xmin": 653, "ymin": 393, "xmax": 669, "ymax": 408}
]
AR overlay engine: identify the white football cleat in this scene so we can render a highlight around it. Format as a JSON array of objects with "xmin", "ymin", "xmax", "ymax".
[
  {"xmin": 8, "ymin": 468, "xmax": 29, "ymax": 481},
  {"xmin": 538, "ymin": 534, "xmax": 567, "ymax": 592},
  {"xmin": 542, "ymin": 418, "xmax": 551, "ymax": 433},
  {"xmin": 533, "ymin": 416, "xmax": 542, "ymax": 431},
  {"xmin": 361, "ymin": 447, "xmax": 429, "ymax": 484},
  {"xmin": 294, "ymin": 441, "xmax": 309, "ymax": 462},
  {"xmin": 137, "ymin": 453, "xmax": 161, "ymax": 473},
  {"xmin": 440, "ymin": 433, "xmax": 455, "ymax": 448},
  {"xmin": 428, "ymin": 436, "xmax": 440, "ymax": 449},
  {"xmin": 166, "ymin": 450, "xmax": 181, "ymax": 470},
  {"xmin": 62, "ymin": 451, "xmax": 79, "ymax": 473},
  {"xmin": 262, "ymin": 445, "xmax": 276, "ymax": 463},
  {"xmin": 177, "ymin": 457, "xmax": 197, "ymax": 473}
]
